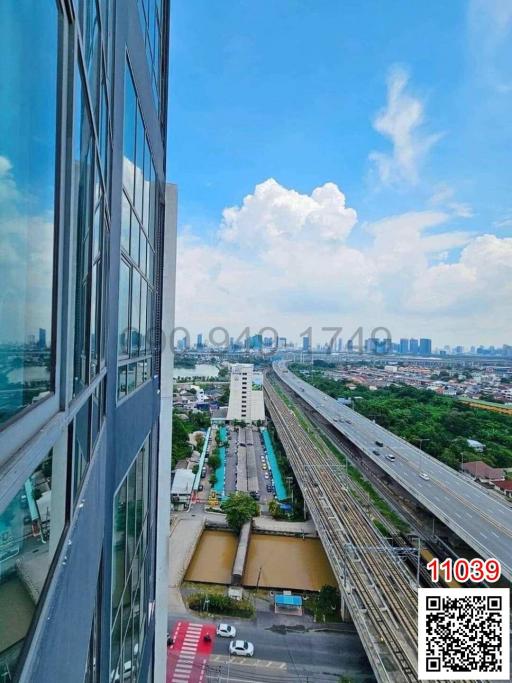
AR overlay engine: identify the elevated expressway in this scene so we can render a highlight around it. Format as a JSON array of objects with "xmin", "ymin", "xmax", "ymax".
[
  {"xmin": 273, "ymin": 360, "xmax": 512, "ymax": 581},
  {"xmin": 264, "ymin": 379, "xmax": 419, "ymax": 682}
]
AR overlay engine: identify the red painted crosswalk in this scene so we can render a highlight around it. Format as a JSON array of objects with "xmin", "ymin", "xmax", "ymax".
[{"xmin": 167, "ymin": 621, "xmax": 215, "ymax": 683}]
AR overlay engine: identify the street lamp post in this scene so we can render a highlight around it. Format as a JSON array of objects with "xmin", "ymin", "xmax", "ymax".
[{"xmin": 415, "ymin": 438, "xmax": 430, "ymax": 474}]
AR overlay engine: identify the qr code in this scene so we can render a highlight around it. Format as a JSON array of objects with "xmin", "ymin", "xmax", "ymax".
[{"xmin": 418, "ymin": 588, "xmax": 510, "ymax": 680}]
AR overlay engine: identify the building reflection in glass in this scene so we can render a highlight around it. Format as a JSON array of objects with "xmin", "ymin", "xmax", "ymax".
[{"xmin": 0, "ymin": 3, "xmax": 58, "ymax": 426}]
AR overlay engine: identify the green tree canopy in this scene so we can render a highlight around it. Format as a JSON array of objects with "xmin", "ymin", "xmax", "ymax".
[{"xmin": 221, "ymin": 492, "xmax": 259, "ymax": 533}]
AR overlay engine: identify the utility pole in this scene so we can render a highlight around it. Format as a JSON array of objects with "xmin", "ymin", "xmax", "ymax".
[
  {"xmin": 417, "ymin": 537, "xmax": 421, "ymax": 588},
  {"xmin": 286, "ymin": 476, "xmax": 294, "ymax": 508},
  {"xmin": 415, "ymin": 438, "xmax": 430, "ymax": 473}
]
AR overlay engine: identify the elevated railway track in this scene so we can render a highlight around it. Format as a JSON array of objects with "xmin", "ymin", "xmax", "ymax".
[
  {"xmin": 265, "ymin": 378, "xmax": 417, "ymax": 682},
  {"xmin": 264, "ymin": 375, "xmax": 474, "ymax": 683}
]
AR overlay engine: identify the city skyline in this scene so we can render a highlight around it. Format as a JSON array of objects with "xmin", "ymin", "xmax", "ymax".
[
  {"xmin": 177, "ymin": 328, "xmax": 511, "ymax": 354},
  {"xmin": 169, "ymin": 0, "xmax": 512, "ymax": 346}
]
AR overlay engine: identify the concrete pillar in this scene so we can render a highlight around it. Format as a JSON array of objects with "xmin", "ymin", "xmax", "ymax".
[{"xmin": 340, "ymin": 592, "xmax": 352, "ymax": 622}]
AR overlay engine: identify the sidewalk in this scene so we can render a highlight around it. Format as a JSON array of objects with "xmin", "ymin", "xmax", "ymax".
[
  {"xmin": 252, "ymin": 517, "xmax": 317, "ymax": 536},
  {"xmin": 168, "ymin": 512, "xmax": 205, "ymax": 614}
]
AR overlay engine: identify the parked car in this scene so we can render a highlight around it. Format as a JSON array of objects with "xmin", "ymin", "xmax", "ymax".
[
  {"xmin": 266, "ymin": 484, "xmax": 273, "ymax": 492},
  {"xmin": 216, "ymin": 624, "xmax": 236, "ymax": 638},
  {"xmin": 264, "ymin": 473, "xmax": 270, "ymax": 479},
  {"xmin": 198, "ymin": 484, "xmax": 204, "ymax": 491},
  {"xmin": 229, "ymin": 640, "xmax": 254, "ymax": 657},
  {"xmin": 249, "ymin": 491, "xmax": 260, "ymax": 500}
]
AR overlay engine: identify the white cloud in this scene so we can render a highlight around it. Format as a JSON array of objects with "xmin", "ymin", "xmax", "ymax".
[
  {"xmin": 429, "ymin": 185, "xmax": 474, "ymax": 218},
  {"xmin": 369, "ymin": 66, "xmax": 442, "ymax": 186},
  {"xmin": 176, "ymin": 179, "xmax": 512, "ymax": 345},
  {"xmin": 493, "ymin": 213, "xmax": 512, "ymax": 229},
  {"xmin": 467, "ymin": 0, "xmax": 512, "ymax": 93},
  {"xmin": 0, "ymin": 157, "xmax": 54, "ymax": 343}
]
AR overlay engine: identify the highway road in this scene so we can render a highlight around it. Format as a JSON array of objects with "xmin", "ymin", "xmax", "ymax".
[{"xmin": 273, "ymin": 361, "xmax": 512, "ymax": 581}]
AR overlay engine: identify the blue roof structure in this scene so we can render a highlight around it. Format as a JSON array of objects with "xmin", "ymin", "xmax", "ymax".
[{"xmin": 275, "ymin": 594, "xmax": 302, "ymax": 607}]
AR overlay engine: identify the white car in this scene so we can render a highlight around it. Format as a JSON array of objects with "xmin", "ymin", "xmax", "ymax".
[
  {"xmin": 229, "ymin": 640, "xmax": 254, "ymax": 657},
  {"xmin": 419, "ymin": 472, "xmax": 430, "ymax": 481},
  {"xmin": 264, "ymin": 473, "xmax": 270, "ymax": 479},
  {"xmin": 216, "ymin": 623, "xmax": 236, "ymax": 638}
]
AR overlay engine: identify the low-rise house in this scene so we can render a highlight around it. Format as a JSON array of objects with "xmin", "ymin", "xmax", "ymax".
[
  {"xmin": 493, "ymin": 480, "xmax": 512, "ymax": 499},
  {"xmin": 171, "ymin": 469, "xmax": 196, "ymax": 510},
  {"xmin": 461, "ymin": 461, "xmax": 505, "ymax": 483}
]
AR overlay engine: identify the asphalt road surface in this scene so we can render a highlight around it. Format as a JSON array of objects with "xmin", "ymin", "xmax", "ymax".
[
  {"xmin": 168, "ymin": 616, "xmax": 375, "ymax": 683},
  {"xmin": 273, "ymin": 361, "xmax": 512, "ymax": 580}
]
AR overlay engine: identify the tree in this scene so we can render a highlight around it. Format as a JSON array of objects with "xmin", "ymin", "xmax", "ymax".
[
  {"xmin": 218, "ymin": 387, "xmax": 230, "ymax": 406},
  {"xmin": 196, "ymin": 434, "xmax": 205, "ymax": 451},
  {"xmin": 208, "ymin": 452, "xmax": 221, "ymax": 470},
  {"xmin": 268, "ymin": 500, "xmax": 285, "ymax": 519},
  {"xmin": 221, "ymin": 493, "xmax": 259, "ymax": 533},
  {"xmin": 209, "ymin": 473, "xmax": 218, "ymax": 486},
  {"xmin": 317, "ymin": 585, "xmax": 340, "ymax": 614}
]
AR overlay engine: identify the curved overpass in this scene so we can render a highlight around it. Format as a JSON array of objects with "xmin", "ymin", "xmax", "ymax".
[{"xmin": 273, "ymin": 360, "xmax": 512, "ymax": 581}]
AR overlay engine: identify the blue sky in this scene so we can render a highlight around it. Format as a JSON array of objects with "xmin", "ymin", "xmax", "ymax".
[{"xmin": 168, "ymin": 0, "xmax": 512, "ymax": 346}]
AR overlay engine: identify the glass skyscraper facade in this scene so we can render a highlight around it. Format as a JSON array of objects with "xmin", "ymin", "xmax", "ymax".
[{"xmin": 0, "ymin": 2, "xmax": 174, "ymax": 681}]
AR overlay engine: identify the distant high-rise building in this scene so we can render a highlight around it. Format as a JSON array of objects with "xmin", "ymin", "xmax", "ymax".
[
  {"xmin": 0, "ymin": 4, "xmax": 173, "ymax": 682},
  {"xmin": 337, "ymin": 338, "xmax": 343, "ymax": 352},
  {"xmin": 197, "ymin": 333, "xmax": 203, "ymax": 348},
  {"xmin": 302, "ymin": 336, "xmax": 310, "ymax": 352},
  {"xmin": 277, "ymin": 337, "xmax": 287, "ymax": 349},
  {"xmin": 409, "ymin": 338, "xmax": 419, "ymax": 354},
  {"xmin": 38, "ymin": 327, "xmax": 47, "ymax": 349},
  {"xmin": 399, "ymin": 338, "xmax": 409, "ymax": 354},
  {"xmin": 419, "ymin": 338, "xmax": 432, "ymax": 355},
  {"xmin": 346, "ymin": 339, "xmax": 354, "ymax": 352},
  {"xmin": 454, "ymin": 345, "xmax": 464, "ymax": 355}
]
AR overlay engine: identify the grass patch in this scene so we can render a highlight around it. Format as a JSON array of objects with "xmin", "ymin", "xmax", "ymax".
[
  {"xmin": 188, "ymin": 591, "xmax": 254, "ymax": 618},
  {"xmin": 373, "ymin": 519, "xmax": 391, "ymax": 537}
]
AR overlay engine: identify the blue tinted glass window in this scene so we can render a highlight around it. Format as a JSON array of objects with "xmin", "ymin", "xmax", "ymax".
[
  {"xmin": 118, "ymin": 259, "xmax": 130, "ymax": 357},
  {"xmin": 0, "ymin": 3, "xmax": 58, "ymax": 426}
]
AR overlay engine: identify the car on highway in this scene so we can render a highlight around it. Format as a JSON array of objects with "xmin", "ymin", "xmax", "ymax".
[
  {"xmin": 229, "ymin": 640, "xmax": 254, "ymax": 657},
  {"xmin": 375, "ymin": 440, "xmax": 384, "ymax": 447},
  {"xmin": 217, "ymin": 624, "xmax": 236, "ymax": 638},
  {"xmin": 372, "ymin": 449, "xmax": 381, "ymax": 456},
  {"xmin": 385, "ymin": 453, "xmax": 395, "ymax": 461},
  {"xmin": 419, "ymin": 472, "xmax": 430, "ymax": 481}
]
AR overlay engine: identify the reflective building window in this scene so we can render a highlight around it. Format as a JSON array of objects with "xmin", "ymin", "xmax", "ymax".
[
  {"xmin": 118, "ymin": 63, "xmax": 158, "ymax": 401},
  {"xmin": 72, "ymin": 378, "xmax": 106, "ymax": 502},
  {"xmin": 0, "ymin": 3, "xmax": 59, "ymax": 427},
  {"xmin": 73, "ymin": 2, "xmax": 112, "ymax": 397},
  {"xmin": 0, "ymin": 448, "xmax": 67, "ymax": 676},
  {"xmin": 110, "ymin": 437, "xmax": 152, "ymax": 682},
  {"xmin": 137, "ymin": 0, "xmax": 164, "ymax": 114}
]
